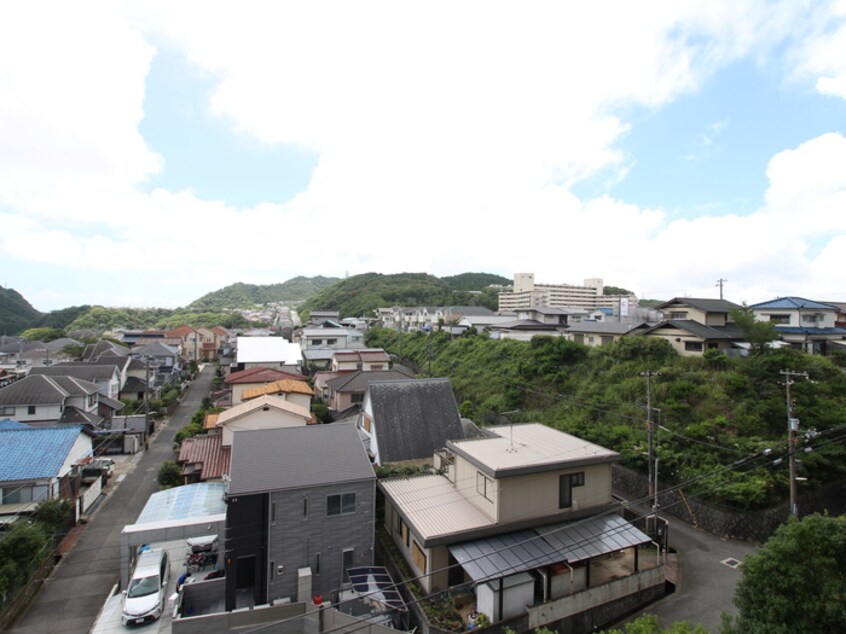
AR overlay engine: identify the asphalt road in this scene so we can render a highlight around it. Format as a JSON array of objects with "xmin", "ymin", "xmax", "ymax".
[{"xmin": 10, "ymin": 366, "xmax": 214, "ymax": 634}]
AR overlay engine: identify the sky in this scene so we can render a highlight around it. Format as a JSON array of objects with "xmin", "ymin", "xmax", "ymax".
[{"xmin": 2, "ymin": 1, "xmax": 846, "ymax": 313}]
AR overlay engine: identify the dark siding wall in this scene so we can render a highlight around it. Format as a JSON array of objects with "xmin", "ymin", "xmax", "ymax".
[{"xmin": 267, "ymin": 479, "xmax": 376, "ymax": 602}]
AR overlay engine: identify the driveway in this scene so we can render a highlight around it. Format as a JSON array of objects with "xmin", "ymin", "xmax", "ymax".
[{"xmin": 10, "ymin": 366, "xmax": 214, "ymax": 634}]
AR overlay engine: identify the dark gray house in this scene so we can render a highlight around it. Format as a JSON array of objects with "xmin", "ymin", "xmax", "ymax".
[
  {"xmin": 360, "ymin": 378, "xmax": 465, "ymax": 466},
  {"xmin": 224, "ymin": 423, "xmax": 376, "ymax": 610}
]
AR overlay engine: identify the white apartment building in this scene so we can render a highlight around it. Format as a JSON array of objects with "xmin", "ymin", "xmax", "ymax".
[{"xmin": 498, "ymin": 273, "xmax": 637, "ymax": 314}]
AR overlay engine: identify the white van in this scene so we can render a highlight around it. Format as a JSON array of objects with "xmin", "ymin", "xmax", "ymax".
[{"xmin": 122, "ymin": 548, "xmax": 170, "ymax": 625}]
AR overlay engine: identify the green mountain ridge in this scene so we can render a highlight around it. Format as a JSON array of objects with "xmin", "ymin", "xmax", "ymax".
[
  {"xmin": 188, "ymin": 276, "xmax": 341, "ymax": 310},
  {"xmin": 300, "ymin": 271, "xmax": 511, "ymax": 318},
  {"xmin": 0, "ymin": 287, "xmax": 43, "ymax": 335}
]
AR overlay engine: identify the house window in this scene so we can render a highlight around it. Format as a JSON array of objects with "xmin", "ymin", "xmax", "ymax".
[
  {"xmin": 476, "ymin": 472, "xmax": 493, "ymax": 501},
  {"xmin": 802, "ymin": 314, "xmax": 819, "ymax": 324},
  {"xmin": 303, "ymin": 497, "xmax": 308, "ymax": 519},
  {"xmin": 312, "ymin": 339, "xmax": 323, "ymax": 346},
  {"xmin": 362, "ymin": 416, "xmax": 372, "ymax": 432},
  {"xmin": 270, "ymin": 560, "xmax": 275, "ymax": 581},
  {"xmin": 600, "ymin": 336, "xmax": 613, "ymax": 346},
  {"xmin": 397, "ymin": 517, "xmax": 410, "ymax": 547},
  {"xmin": 315, "ymin": 552, "xmax": 321, "ymax": 575},
  {"xmin": 327, "ymin": 339, "xmax": 337, "ymax": 345},
  {"xmin": 412, "ymin": 540, "xmax": 427, "ymax": 573},
  {"xmin": 669, "ymin": 312, "xmax": 688, "ymax": 320},
  {"xmin": 684, "ymin": 341, "xmax": 703, "ymax": 352},
  {"xmin": 327, "ymin": 493, "xmax": 356, "ymax": 516},
  {"xmin": 559, "ymin": 472, "xmax": 585, "ymax": 509},
  {"xmin": 271, "ymin": 501, "xmax": 277, "ymax": 525},
  {"xmin": 1, "ymin": 406, "xmax": 14, "ymax": 416},
  {"xmin": 587, "ymin": 336, "xmax": 595, "ymax": 344},
  {"xmin": 351, "ymin": 393, "xmax": 364, "ymax": 404},
  {"xmin": 768, "ymin": 314, "xmax": 790, "ymax": 325},
  {"xmin": 27, "ymin": 406, "xmax": 36, "ymax": 416},
  {"xmin": 370, "ymin": 364, "xmax": 384, "ymax": 371}
]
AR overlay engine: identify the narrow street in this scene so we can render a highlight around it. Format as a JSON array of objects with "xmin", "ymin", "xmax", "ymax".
[{"xmin": 10, "ymin": 366, "xmax": 214, "ymax": 634}]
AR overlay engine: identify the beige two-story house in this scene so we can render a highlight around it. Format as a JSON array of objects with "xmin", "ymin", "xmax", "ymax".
[{"xmin": 380, "ymin": 424, "xmax": 664, "ymax": 628}]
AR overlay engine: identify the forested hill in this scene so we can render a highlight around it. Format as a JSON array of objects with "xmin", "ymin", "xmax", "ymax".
[
  {"xmin": 300, "ymin": 272, "xmax": 509, "ymax": 318},
  {"xmin": 0, "ymin": 287, "xmax": 43, "ymax": 335},
  {"xmin": 188, "ymin": 276, "xmax": 340, "ymax": 310}
]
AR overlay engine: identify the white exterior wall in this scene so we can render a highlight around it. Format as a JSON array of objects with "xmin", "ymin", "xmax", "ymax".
[
  {"xmin": 6, "ymin": 403, "xmax": 64, "ymax": 423},
  {"xmin": 453, "ymin": 455, "xmax": 497, "ymax": 521},
  {"xmin": 59, "ymin": 433, "xmax": 95, "ymax": 476},
  {"xmin": 222, "ymin": 411, "xmax": 309, "ymax": 446}
]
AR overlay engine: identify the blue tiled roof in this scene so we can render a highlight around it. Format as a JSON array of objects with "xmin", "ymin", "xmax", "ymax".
[
  {"xmin": 775, "ymin": 327, "xmax": 846, "ymax": 335},
  {"xmin": 0, "ymin": 419, "xmax": 29, "ymax": 430},
  {"xmin": 0, "ymin": 426, "xmax": 86, "ymax": 482},
  {"xmin": 751, "ymin": 297, "xmax": 838, "ymax": 311}
]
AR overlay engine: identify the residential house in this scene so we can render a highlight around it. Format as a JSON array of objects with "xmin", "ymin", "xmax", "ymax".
[
  {"xmin": 486, "ymin": 319, "xmax": 564, "ymax": 342},
  {"xmin": 380, "ymin": 423, "xmax": 663, "ymax": 628},
  {"xmin": 307, "ymin": 310, "xmax": 341, "ymax": 325},
  {"xmin": 565, "ymin": 321, "xmax": 651, "ymax": 347},
  {"xmin": 642, "ymin": 297, "xmax": 744, "ymax": 356},
  {"xmin": 436, "ymin": 306, "xmax": 497, "ymax": 326},
  {"xmin": 331, "ymin": 349, "xmax": 391, "ymax": 372},
  {"xmin": 516, "ymin": 307, "xmax": 589, "ymax": 327},
  {"xmin": 324, "ymin": 369, "xmax": 414, "ymax": 413},
  {"xmin": 224, "ymin": 423, "xmax": 376, "ymax": 609},
  {"xmin": 297, "ymin": 327, "xmax": 365, "ymax": 350},
  {"xmin": 235, "ymin": 336, "xmax": 303, "ymax": 373},
  {"xmin": 0, "ymin": 423, "xmax": 94, "ymax": 516},
  {"xmin": 215, "ymin": 395, "xmax": 315, "ymax": 448},
  {"xmin": 454, "ymin": 314, "xmax": 517, "ymax": 335},
  {"xmin": 225, "ymin": 366, "xmax": 308, "ymax": 405},
  {"xmin": 749, "ymin": 297, "xmax": 846, "ymax": 354},
  {"xmin": 130, "ymin": 341, "xmax": 182, "ymax": 389},
  {"xmin": 241, "ymin": 378, "xmax": 314, "ymax": 411},
  {"xmin": 360, "ymin": 378, "xmax": 465, "ymax": 466},
  {"xmin": 30, "ymin": 363, "xmax": 122, "ymax": 399},
  {"xmin": 0, "ymin": 374, "xmax": 103, "ymax": 426},
  {"xmin": 178, "ymin": 434, "xmax": 231, "ymax": 484},
  {"xmin": 82, "ymin": 340, "xmax": 131, "ymax": 361}
]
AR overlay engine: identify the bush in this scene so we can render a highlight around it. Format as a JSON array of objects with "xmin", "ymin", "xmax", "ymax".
[{"xmin": 157, "ymin": 461, "xmax": 182, "ymax": 489}]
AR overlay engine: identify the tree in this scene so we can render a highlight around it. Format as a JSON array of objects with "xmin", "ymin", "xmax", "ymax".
[
  {"xmin": 722, "ymin": 513, "xmax": 846, "ymax": 634},
  {"xmin": 19, "ymin": 326, "xmax": 64, "ymax": 342},
  {"xmin": 157, "ymin": 461, "xmax": 183, "ymax": 488},
  {"xmin": 730, "ymin": 304, "xmax": 777, "ymax": 355},
  {"xmin": 603, "ymin": 614, "xmax": 708, "ymax": 633}
]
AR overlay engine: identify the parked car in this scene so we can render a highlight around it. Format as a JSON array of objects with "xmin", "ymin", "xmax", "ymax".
[
  {"xmin": 122, "ymin": 548, "xmax": 170, "ymax": 625},
  {"xmin": 93, "ymin": 457, "xmax": 115, "ymax": 478}
]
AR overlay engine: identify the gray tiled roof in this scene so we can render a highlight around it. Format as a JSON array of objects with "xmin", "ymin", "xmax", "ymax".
[
  {"xmin": 658, "ymin": 297, "xmax": 742, "ymax": 313},
  {"xmin": 643, "ymin": 320, "xmax": 739, "ymax": 340},
  {"xmin": 0, "ymin": 374, "xmax": 97, "ymax": 405},
  {"xmin": 565, "ymin": 321, "xmax": 649, "ymax": 335},
  {"xmin": 326, "ymin": 369, "xmax": 414, "ymax": 393},
  {"xmin": 30, "ymin": 364, "xmax": 118, "ymax": 383},
  {"xmin": 368, "ymin": 378, "xmax": 465, "ymax": 463},
  {"xmin": 228, "ymin": 423, "xmax": 374, "ymax": 496}
]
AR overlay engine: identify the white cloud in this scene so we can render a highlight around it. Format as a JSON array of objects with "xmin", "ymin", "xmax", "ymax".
[{"xmin": 2, "ymin": 2, "xmax": 846, "ymax": 311}]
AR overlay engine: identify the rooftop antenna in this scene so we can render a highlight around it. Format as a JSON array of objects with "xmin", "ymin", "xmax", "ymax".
[{"xmin": 499, "ymin": 410, "xmax": 519, "ymax": 453}]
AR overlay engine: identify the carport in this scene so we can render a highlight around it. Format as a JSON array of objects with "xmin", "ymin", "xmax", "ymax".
[{"xmin": 120, "ymin": 483, "xmax": 227, "ymax": 588}]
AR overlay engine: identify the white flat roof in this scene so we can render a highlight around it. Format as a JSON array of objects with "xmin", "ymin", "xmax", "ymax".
[
  {"xmin": 449, "ymin": 423, "xmax": 619, "ymax": 476},
  {"xmin": 237, "ymin": 336, "xmax": 303, "ymax": 364}
]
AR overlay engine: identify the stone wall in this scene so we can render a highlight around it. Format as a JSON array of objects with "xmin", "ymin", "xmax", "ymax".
[{"xmin": 613, "ymin": 464, "xmax": 846, "ymax": 543}]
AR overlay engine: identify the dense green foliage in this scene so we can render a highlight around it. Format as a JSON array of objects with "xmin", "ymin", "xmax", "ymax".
[
  {"xmin": 604, "ymin": 614, "xmax": 708, "ymax": 634},
  {"xmin": 301, "ymin": 272, "xmax": 504, "ymax": 318},
  {"xmin": 35, "ymin": 304, "xmax": 93, "ymax": 330},
  {"xmin": 0, "ymin": 287, "xmax": 42, "ymax": 335},
  {"xmin": 157, "ymin": 461, "xmax": 183, "ymax": 488},
  {"xmin": 367, "ymin": 328, "xmax": 846, "ymax": 509},
  {"xmin": 439, "ymin": 272, "xmax": 510, "ymax": 291},
  {"xmin": 603, "ymin": 285, "xmax": 634, "ymax": 296},
  {"xmin": 0, "ymin": 499, "xmax": 74, "ymax": 601},
  {"xmin": 730, "ymin": 305, "xmax": 778, "ymax": 354},
  {"xmin": 18, "ymin": 327, "xmax": 64, "ymax": 342},
  {"xmin": 63, "ymin": 306, "xmax": 254, "ymax": 332},
  {"xmin": 722, "ymin": 513, "xmax": 846, "ymax": 633},
  {"xmin": 188, "ymin": 276, "xmax": 340, "ymax": 310}
]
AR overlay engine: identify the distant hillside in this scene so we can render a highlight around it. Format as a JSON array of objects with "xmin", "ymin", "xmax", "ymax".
[
  {"xmin": 300, "ymin": 272, "xmax": 503, "ymax": 318},
  {"xmin": 188, "ymin": 276, "xmax": 341, "ymax": 310},
  {"xmin": 440, "ymin": 272, "xmax": 510, "ymax": 291},
  {"xmin": 0, "ymin": 288, "xmax": 43, "ymax": 335}
]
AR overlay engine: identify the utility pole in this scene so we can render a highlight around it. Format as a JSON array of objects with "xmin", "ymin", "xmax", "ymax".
[
  {"xmin": 715, "ymin": 278, "xmax": 728, "ymax": 300},
  {"xmin": 780, "ymin": 369, "xmax": 808, "ymax": 518},
  {"xmin": 641, "ymin": 370, "xmax": 659, "ymax": 532}
]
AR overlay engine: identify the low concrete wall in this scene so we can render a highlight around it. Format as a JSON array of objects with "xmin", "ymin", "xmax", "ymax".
[
  {"xmin": 323, "ymin": 608, "xmax": 401, "ymax": 634},
  {"xmin": 527, "ymin": 567, "xmax": 666, "ymax": 632},
  {"xmin": 81, "ymin": 479, "xmax": 102, "ymax": 512},
  {"xmin": 174, "ymin": 599, "xmax": 319, "ymax": 634}
]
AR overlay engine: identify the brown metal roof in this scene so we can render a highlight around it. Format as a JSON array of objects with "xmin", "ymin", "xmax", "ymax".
[
  {"xmin": 178, "ymin": 434, "xmax": 231, "ymax": 480},
  {"xmin": 241, "ymin": 379, "xmax": 314, "ymax": 401}
]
